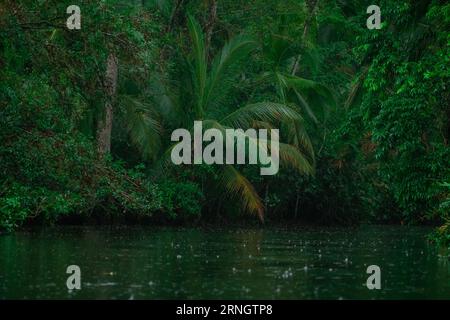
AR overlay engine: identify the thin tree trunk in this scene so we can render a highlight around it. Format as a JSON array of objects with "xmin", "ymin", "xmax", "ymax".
[
  {"xmin": 294, "ymin": 193, "xmax": 300, "ymax": 219},
  {"xmin": 291, "ymin": 0, "xmax": 319, "ymax": 75},
  {"xmin": 205, "ymin": 0, "xmax": 217, "ymax": 53},
  {"xmin": 445, "ymin": 106, "xmax": 450, "ymax": 145},
  {"xmin": 264, "ymin": 183, "xmax": 269, "ymax": 215},
  {"xmin": 97, "ymin": 53, "xmax": 118, "ymax": 157}
]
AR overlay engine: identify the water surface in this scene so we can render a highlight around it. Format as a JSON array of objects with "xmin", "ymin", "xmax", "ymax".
[{"xmin": 0, "ymin": 225, "xmax": 449, "ymax": 299}]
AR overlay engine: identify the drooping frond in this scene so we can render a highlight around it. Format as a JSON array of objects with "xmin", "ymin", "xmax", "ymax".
[
  {"xmin": 230, "ymin": 128, "xmax": 314, "ymax": 176},
  {"xmin": 220, "ymin": 165, "xmax": 264, "ymax": 221},
  {"xmin": 119, "ymin": 95, "xmax": 162, "ymax": 161},
  {"xmin": 156, "ymin": 119, "xmax": 228, "ymax": 172},
  {"xmin": 271, "ymin": 73, "xmax": 334, "ymax": 123},
  {"xmin": 148, "ymin": 73, "xmax": 186, "ymax": 127},
  {"xmin": 221, "ymin": 102, "xmax": 302, "ymax": 129},
  {"xmin": 283, "ymin": 119, "xmax": 315, "ymax": 162},
  {"xmin": 283, "ymin": 74, "xmax": 336, "ymax": 109},
  {"xmin": 277, "ymin": 142, "xmax": 315, "ymax": 176},
  {"xmin": 275, "ymin": 72, "xmax": 288, "ymax": 103},
  {"xmin": 252, "ymin": 120, "xmax": 276, "ymax": 130},
  {"xmin": 210, "ymin": 119, "xmax": 314, "ymax": 176},
  {"xmin": 293, "ymin": 88, "xmax": 318, "ymax": 123}
]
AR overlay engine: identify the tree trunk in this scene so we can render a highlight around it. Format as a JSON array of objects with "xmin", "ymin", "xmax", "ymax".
[
  {"xmin": 97, "ymin": 53, "xmax": 118, "ymax": 157},
  {"xmin": 291, "ymin": 0, "xmax": 319, "ymax": 75},
  {"xmin": 293, "ymin": 193, "xmax": 298, "ymax": 218},
  {"xmin": 205, "ymin": 0, "xmax": 217, "ymax": 54}
]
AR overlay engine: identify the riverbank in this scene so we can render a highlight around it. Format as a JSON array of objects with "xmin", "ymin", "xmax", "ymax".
[{"xmin": 3, "ymin": 213, "xmax": 448, "ymax": 248}]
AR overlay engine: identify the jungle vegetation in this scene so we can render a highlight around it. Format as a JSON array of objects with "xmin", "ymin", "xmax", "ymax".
[{"xmin": 0, "ymin": 0, "xmax": 448, "ymax": 244}]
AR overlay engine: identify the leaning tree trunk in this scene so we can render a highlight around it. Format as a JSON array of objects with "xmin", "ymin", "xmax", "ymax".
[
  {"xmin": 291, "ymin": 0, "xmax": 319, "ymax": 75},
  {"xmin": 97, "ymin": 53, "xmax": 118, "ymax": 157}
]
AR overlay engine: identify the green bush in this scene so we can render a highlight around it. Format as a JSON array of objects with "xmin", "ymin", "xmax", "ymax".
[{"xmin": 429, "ymin": 182, "xmax": 450, "ymax": 246}]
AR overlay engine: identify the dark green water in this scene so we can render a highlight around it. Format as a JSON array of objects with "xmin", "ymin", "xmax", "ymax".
[{"xmin": 0, "ymin": 225, "xmax": 449, "ymax": 299}]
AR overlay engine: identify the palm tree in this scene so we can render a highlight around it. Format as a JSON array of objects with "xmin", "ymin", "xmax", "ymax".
[{"xmin": 125, "ymin": 15, "xmax": 315, "ymax": 221}]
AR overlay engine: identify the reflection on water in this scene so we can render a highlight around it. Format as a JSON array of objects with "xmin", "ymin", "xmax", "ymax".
[{"xmin": 0, "ymin": 225, "xmax": 449, "ymax": 299}]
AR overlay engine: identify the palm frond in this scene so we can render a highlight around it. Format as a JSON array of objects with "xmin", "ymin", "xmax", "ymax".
[
  {"xmin": 156, "ymin": 119, "xmax": 227, "ymax": 172},
  {"xmin": 220, "ymin": 165, "xmax": 264, "ymax": 221},
  {"xmin": 280, "ymin": 73, "xmax": 336, "ymax": 122},
  {"xmin": 277, "ymin": 142, "xmax": 315, "ymax": 176},
  {"xmin": 148, "ymin": 73, "xmax": 187, "ymax": 127},
  {"xmin": 120, "ymin": 95, "xmax": 162, "ymax": 161},
  {"xmin": 283, "ymin": 119, "xmax": 315, "ymax": 162},
  {"xmin": 187, "ymin": 14, "xmax": 207, "ymax": 117},
  {"xmin": 284, "ymin": 74, "xmax": 335, "ymax": 107},
  {"xmin": 213, "ymin": 119, "xmax": 314, "ymax": 176},
  {"xmin": 293, "ymin": 88, "xmax": 318, "ymax": 123},
  {"xmin": 221, "ymin": 102, "xmax": 302, "ymax": 129},
  {"xmin": 204, "ymin": 34, "xmax": 256, "ymax": 111}
]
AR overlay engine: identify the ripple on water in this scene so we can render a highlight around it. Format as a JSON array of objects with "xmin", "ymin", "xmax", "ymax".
[{"xmin": 1, "ymin": 225, "xmax": 448, "ymax": 299}]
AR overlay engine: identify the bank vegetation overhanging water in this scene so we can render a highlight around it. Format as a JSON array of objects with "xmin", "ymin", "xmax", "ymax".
[{"xmin": 0, "ymin": 1, "xmax": 449, "ymax": 245}]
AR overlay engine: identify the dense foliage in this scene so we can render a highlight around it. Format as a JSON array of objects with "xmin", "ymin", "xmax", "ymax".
[{"xmin": 0, "ymin": 0, "xmax": 448, "ymax": 243}]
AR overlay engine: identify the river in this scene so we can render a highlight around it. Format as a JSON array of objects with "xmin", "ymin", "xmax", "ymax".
[{"xmin": 0, "ymin": 225, "xmax": 449, "ymax": 299}]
